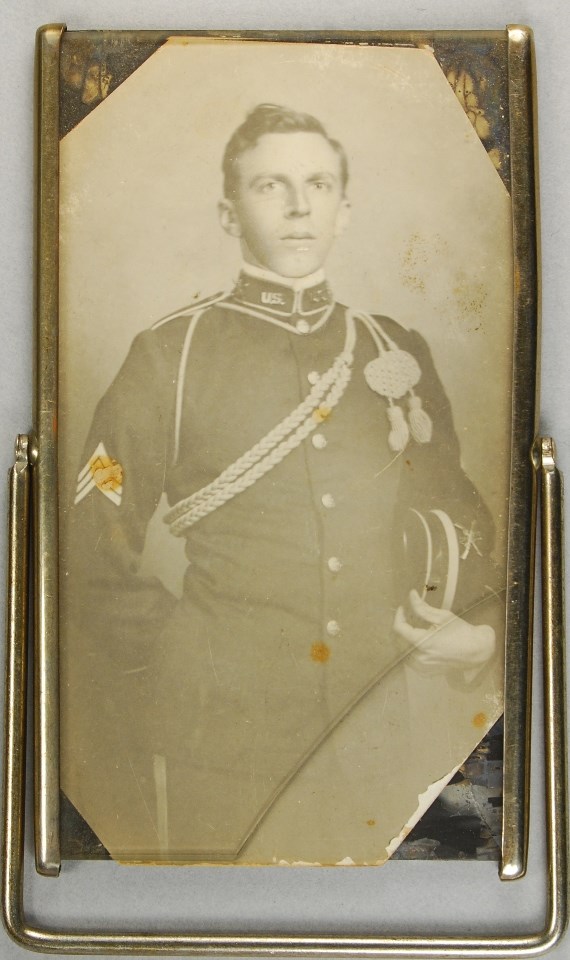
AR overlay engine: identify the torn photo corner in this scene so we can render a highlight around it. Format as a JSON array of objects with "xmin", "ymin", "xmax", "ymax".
[{"xmin": 51, "ymin": 30, "xmax": 520, "ymax": 866}]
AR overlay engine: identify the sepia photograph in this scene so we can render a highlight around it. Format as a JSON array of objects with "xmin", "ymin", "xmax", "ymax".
[{"xmin": 57, "ymin": 34, "xmax": 512, "ymax": 865}]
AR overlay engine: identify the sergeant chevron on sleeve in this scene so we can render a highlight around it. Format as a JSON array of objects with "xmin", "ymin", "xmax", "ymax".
[{"xmin": 61, "ymin": 102, "xmax": 502, "ymax": 864}]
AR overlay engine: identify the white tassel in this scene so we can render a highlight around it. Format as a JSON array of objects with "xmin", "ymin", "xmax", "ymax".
[
  {"xmin": 387, "ymin": 403, "xmax": 410, "ymax": 452},
  {"xmin": 407, "ymin": 394, "xmax": 432, "ymax": 444}
]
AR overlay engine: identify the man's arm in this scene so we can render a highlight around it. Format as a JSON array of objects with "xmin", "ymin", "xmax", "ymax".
[
  {"xmin": 61, "ymin": 328, "xmax": 179, "ymax": 671},
  {"xmin": 390, "ymin": 326, "xmax": 504, "ymax": 676}
]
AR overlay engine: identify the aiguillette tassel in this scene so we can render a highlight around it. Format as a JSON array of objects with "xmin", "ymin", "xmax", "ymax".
[
  {"xmin": 387, "ymin": 403, "xmax": 410, "ymax": 452},
  {"xmin": 408, "ymin": 394, "xmax": 433, "ymax": 444}
]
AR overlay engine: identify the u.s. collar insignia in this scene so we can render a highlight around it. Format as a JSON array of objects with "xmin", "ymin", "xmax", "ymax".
[
  {"xmin": 454, "ymin": 520, "xmax": 483, "ymax": 560},
  {"xmin": 261, "ymin": 290, "xmax": 286, "ymax": 306},
  {"xmin": 74, "ymin": 442, "xmax": 123, "ymax": 507}
]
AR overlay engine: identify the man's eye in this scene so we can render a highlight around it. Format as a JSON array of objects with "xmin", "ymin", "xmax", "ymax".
[
  {"xmin": 258, "ymin": 181, "xmax": 281, "ymax": 194},
  {"xmin": 311, "ymin": 180, "xmax": 331, "ymax": 191}
]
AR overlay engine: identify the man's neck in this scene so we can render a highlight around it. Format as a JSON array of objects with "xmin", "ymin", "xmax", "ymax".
[{"xmin": 241, "ymin": 262, "xmax": 326, "ymax": 292}]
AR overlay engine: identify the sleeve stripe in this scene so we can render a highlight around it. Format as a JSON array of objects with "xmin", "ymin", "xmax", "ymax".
[
  {"xmin": 77, "ymin": 441, "xmax": 108, "ymax": 483},
  {"xmin": 76, "ymin": 472, "xmax": 94, "ymax": 494},
  {"xmin": 74, "ymin": 480, "xmax": 123, "ymax": 507},
  {"xmin": 77, "ymin": 460, "xmax": 92, "ymax": 483},
  {"xmin": 74, "ymin": 480, "xmax": 95, "ymax": 505},
  {"xmin": 75, "ymin": 442, "xmax": 123, "ymax": 508}
]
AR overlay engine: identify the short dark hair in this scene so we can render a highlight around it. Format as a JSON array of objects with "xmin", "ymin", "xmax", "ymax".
[{"xmin": 222, "ymin": 103, "xmax": 349, "ymax": 198}]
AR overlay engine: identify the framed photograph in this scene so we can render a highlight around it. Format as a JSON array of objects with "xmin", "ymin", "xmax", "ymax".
[
  {"xmin": 2, "ymin": 19, "xmax": 566, "ymax": 959},
  {"xmin": 56, "ymin": 29, "xmax": 514, "ymax": 866}
]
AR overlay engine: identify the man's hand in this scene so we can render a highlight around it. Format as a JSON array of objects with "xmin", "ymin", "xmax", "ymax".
[{"xmin": 393, "ymin": 589, "xmax": 495, "ymax": 673}]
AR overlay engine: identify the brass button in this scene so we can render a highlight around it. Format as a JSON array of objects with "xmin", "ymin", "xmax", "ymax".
[
  {"xmin": 295, "ymin": 319, "xmax": 311, "ymax": 334},
  {"xmin": 327, "ymin": 557, "xmax": 342, "ymax": 573},
  {"xmin": 321, "ymin": 493, "xmax": 336, "ymax": 509},
  {"xmin": 312, "ymin": 434, "xmax": 327, "ymax": 450},
  {"xmin": 326, "ymin": 620, "xmax": 341, "ymax": 637}
]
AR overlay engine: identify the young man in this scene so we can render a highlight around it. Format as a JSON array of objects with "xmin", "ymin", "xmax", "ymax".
[{"xmin": 61, "ymin": 104, "xmax": 499, "ymax": 863}]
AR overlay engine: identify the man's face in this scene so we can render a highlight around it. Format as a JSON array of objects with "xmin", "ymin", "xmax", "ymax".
[{"xmin": 219, "ymin": 131, "xmax": 350, "ymax": 278}]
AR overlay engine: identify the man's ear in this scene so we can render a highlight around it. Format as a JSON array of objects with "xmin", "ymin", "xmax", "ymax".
[
  {"xmin": 218, "ymin": 198, "xmax": 243, "ymax": 239},
  {"xmin": 334, "ymin": 197, "xmax": 351, "ymax": 238}
]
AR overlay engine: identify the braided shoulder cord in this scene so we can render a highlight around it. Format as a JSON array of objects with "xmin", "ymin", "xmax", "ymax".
[
  {"xmin": 166, "ymin": 350, "xmax": 346, "ymax": 523},
  {"xmin": 165, "ymin": 359, "xmax": 352, "ymax": 535},
  {"xmin": 163, "ymin": 313, "xmax": 356, "ymax": 536}
]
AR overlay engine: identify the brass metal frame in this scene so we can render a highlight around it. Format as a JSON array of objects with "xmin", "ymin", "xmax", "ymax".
[
  {"xmin": 2, "ymin": 21, "xmax": 567, "ymax": 957},
  {"xmin": 32, "ymin": 21, "xmax": 62, "ymax": 881},
  {"xmin": 499, "ymin": 24, "xmax": 540, "ymax": 883}
]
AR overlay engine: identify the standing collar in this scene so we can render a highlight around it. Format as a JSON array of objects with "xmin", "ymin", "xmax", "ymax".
[
  {"xmin": 239, "ymin": 262, "xmax": 326, "ymax": 291},
  {"xmin": 231, "ymin": 265, "xmax": 334, "ymax": 319}
]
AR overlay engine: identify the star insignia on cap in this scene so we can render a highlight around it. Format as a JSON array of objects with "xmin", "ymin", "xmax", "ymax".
[{"xmin": 454, "ymin": 520, "xmax": 483, "ymax": 560}]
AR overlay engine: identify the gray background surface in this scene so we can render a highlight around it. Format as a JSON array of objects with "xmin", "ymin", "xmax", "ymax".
[{"xmin": 0, "ymin": 1, "xmax": 569, "ymax": 958}]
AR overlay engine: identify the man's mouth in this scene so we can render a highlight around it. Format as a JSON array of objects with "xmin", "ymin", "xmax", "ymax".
[{"xmin": 281, "ymin": 233, "xmax": 316, "ymax": 248}]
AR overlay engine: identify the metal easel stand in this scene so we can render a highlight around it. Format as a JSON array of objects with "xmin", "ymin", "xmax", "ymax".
[{"xmin": 1, "ymin": 434, "xmax": 568, "ymax": 956}]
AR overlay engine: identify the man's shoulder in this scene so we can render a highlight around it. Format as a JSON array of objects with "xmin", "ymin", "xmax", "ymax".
[
  {"xmin": 130, "ymin": 292, "xmax": 227, "ymax": 359},
  {"xmin": 150, "ymin": 291, "xmax": 226, "ymax": 334},
  {"xmin": 344, "ymin": 307, "xmax": 425, "ymax": 355},
  {"xmin": 373, "ymin": 314, "xmax": 439, "ymax": 369},
  {"xmin": 368, "ymin": 311, "xmax": 417, "ymax": 345}
]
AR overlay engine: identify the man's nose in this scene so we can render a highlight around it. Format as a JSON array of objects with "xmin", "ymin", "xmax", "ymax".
[{"xmin": 285, "ymin": 184, "xmax": 310, "ymax": 216}]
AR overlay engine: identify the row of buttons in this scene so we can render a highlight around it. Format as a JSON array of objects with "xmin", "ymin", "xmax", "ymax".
[
  {"xmin": 324, "ymin": 489, "xmax": 341, "ymax": 635},
  {"xmin": 309, "ymin": 375, "xmax": 333, "ymax": 504},
  {"xmin": 306, "ymin": 368, "xmax": 342, "ymax": 644}
]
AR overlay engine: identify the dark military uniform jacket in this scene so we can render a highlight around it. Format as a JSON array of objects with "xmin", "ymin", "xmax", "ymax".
[{"xmin": 61, "ymin": 269, "xmax": 498, "ymax": 862}]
